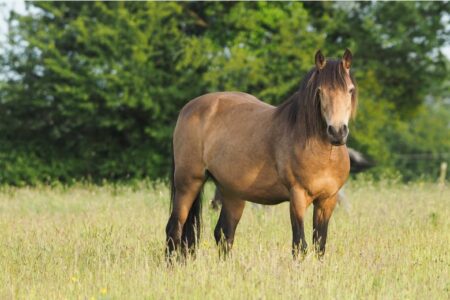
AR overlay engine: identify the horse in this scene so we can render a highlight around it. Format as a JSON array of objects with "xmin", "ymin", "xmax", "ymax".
[
  {"xmin": 210, "ymin": 147, "xmax": 373, "ymax": 210},
  {"xmin": 165, "ymin": 49, "xmax": 358, "ymax": 259}
]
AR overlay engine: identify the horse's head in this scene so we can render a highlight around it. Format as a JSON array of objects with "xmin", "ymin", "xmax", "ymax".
[{"xmin": 314, "ymin": 49, "xmax": 357, "ymax": 146}]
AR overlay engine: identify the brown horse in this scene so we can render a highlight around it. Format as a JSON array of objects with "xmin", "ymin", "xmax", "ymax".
[{"xmin": 165, "ymin": 49, "xmax": 357, "ymax": 259}]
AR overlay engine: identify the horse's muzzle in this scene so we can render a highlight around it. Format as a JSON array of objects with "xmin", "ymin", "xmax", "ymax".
[{"xmin": 327, "ymin": 124, "xmax": 348, "ymax": 146}]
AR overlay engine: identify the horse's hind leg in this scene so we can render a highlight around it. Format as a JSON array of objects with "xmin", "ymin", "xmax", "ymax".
[
  {"xmin": 214, "ymin": 195, "xmax": 245, "ymax": 257},
  {"xmin": 166, "ymin": 169, "xmax": 205, "ymax": 258}
]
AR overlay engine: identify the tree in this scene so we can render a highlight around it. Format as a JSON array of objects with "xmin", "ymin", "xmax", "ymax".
[
  {"xmin": 1, "ymin": 2, "xmax": 199, "ymax": 183},
  {"xmin": 0, "ymin": 2, "xmax": 448, "ymax": 184}
]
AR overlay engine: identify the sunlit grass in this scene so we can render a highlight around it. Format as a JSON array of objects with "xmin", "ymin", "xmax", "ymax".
[{"xmin": 0, "ymin": 180, "xmax": 448, "ymax": 299}]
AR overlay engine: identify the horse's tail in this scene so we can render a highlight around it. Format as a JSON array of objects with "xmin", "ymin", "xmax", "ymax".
[{"xmin": 169, "ymin": 146, "xmax": 203, "ymax": 252}]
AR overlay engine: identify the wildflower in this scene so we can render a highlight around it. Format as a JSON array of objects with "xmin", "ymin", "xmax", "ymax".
[{"xmin": 100, "ymin": 288, "xmax": 107, "ymax": 295}]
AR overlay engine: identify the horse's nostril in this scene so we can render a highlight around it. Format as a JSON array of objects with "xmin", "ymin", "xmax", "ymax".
[
  {"xmin": 327, "ymin": 125, "xmax": 333, "ymax": 136},
  {"xmin": 342, "ymin": 124, "xmax": 348, "ymax": 135}
]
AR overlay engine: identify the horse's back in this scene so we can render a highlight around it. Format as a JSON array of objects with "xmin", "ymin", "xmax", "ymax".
[
  {"xmin": 178, "ymin": 91, "xmax": 271, "ymax": 121},
  {"xmin": 174, "ymin": 91, "xmax": 272, "ymax": 146}
]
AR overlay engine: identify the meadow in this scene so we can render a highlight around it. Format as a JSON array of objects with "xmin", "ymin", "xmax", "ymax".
[{"xmin": 0, "ymin": 179, "xmax": 448, "ymax": 299}]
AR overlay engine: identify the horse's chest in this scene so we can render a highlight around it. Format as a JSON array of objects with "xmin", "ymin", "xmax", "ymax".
[
  {"xmin": 296, "ymin": 155, "xmax": 350, "ymax": 200},
  {"xmin": 303, "ymin": 171, "xmax": 344, "ymax": 199}
]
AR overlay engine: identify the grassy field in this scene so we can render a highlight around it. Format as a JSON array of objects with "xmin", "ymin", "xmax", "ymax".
[{"xmin": 0, "ymin": 180, "xmax": 448, "ymax": 299}]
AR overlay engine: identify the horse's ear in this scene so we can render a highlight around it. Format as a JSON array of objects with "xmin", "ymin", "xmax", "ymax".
[
  {"xmin": 315, "ymin": 50, "xmax": 326, "ymax": 70},
  {"xmin": 342, "ymin": 48, "xmax": 352, "ymax": 70}
]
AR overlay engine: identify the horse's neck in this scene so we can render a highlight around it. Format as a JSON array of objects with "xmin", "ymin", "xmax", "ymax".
[
  {"xmin": 274, "ymin": 128, "xmax": 348, "ymax": 167},
  {"xmin": 269, "ymin": 108, "xmax": 348, "ymax": 161}
]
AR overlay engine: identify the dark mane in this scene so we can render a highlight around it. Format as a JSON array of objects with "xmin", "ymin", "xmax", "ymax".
[{"xmin": 275, "ymin": 59, "xmax": 357, "ymax": 140}]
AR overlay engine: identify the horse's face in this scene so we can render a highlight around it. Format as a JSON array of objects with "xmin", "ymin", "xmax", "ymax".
[
  {"xmin": 315, "ymin": 49, "xmax": 355, "ymax": 146},
  {"xmin": 319, "ymin": 78, "xmax": 354, "ymax": 146}
]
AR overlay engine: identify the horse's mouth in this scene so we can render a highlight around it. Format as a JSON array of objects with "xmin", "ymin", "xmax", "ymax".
[{"xmin": 330, "ymin": 139, "xmax": 346, "ymax": 146}]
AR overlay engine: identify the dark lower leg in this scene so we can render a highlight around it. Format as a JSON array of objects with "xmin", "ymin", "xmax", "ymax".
[
  {"xmin": 290, "ymin": 205, "xmax": 307, "ymax": 258},
  {"xmin": 289, "ymin": 189, "xmax": 310, "ymax": 259},
  {"xmin": 214, "ymin": 198, "xmax": 245, "ymax": 257},
  {"xmin": 165, "ymin": 213, "xmax": 183, "ymax": 258},
  {"xmin": 214, "ymin": 213, "xmax": 235, "ymax": 257},
  {"xmin": 312, "ymin": 215, "xmax": 329, "ymax": 257},
  {"xmin": 312, "ymin": 197, "xmax": 337, "ymax": 257},
  {"xmin": 165, "ymin": 179, "xmax": 204, "ymax": 259}
]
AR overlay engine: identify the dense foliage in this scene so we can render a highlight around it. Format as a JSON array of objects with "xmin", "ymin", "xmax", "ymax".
[{"xmin": 0, "ymin": 2, "xmax": 449, "ymax": 184}]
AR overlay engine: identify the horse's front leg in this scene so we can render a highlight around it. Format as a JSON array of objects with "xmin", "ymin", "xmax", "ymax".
[
  {"xmin": 290, "ymin": 187, "xmax": 312, "ymax": 259},
  {"xmin": 313, "ymin": 194, "xmax": 338, "ymax": 258}
]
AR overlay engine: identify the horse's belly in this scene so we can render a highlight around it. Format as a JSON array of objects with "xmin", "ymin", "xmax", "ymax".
[
  {"xmin": 234, "ymin": 181, "xmax": 289, "ymax": 204},
  {"xmin": 225, "ymin": 181, "xmax": 289, "ymax": 205},
  {"xmin": 208, "ymin": 165, "xmax": 289, "ymax": 204}
]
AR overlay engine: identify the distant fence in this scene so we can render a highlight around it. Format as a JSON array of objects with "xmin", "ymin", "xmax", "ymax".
[{"xmin": 393, "ymin": 153, "xmax": 450, "ymax": 160}]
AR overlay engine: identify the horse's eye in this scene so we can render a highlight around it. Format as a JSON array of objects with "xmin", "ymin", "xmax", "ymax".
[{"xmin": 349, "ymin": 88, "xmax": 355, "ymax": 94}]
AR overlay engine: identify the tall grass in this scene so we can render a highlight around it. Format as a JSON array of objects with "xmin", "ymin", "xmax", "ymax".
[{"xmin": 0, "ymin": 180, "xmax": 448, "ymax": 299}]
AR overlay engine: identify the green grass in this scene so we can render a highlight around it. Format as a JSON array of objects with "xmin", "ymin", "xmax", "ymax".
[{"xmin": 0, "ymin": 180, "xmax": 449, "ymax": 299}]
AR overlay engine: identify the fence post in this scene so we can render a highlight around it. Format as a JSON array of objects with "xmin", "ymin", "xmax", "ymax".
[{"xmin": 439, "ymin": 162, "xmax": 447, "ymax": 188}]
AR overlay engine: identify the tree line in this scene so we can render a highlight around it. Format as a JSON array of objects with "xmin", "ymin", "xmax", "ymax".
[{"xmin": 0, "ymin": 2, "xmax": 449, "ymax": 185}]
